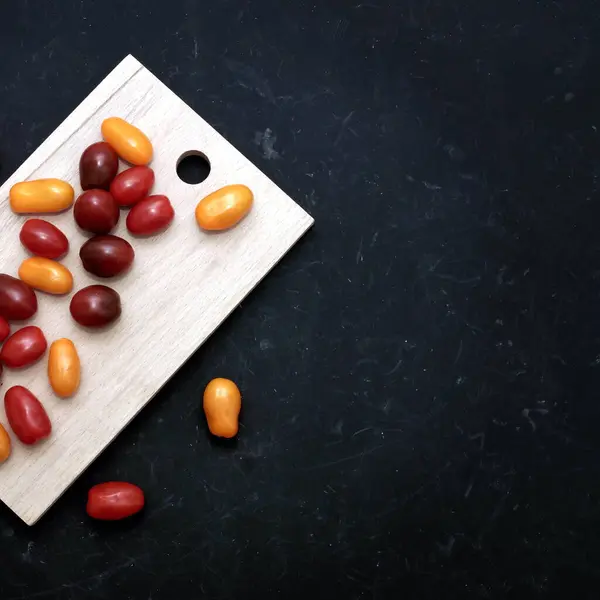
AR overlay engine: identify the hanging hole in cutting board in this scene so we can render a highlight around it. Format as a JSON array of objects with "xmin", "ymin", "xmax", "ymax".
[{"xmin": 176, "ymin": 151, "xmax": 211, "ymax": 184}]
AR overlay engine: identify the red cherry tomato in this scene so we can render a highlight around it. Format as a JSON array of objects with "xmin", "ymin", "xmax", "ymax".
[
  {"xmin": 19, "ymin": 219, "xmax": 69, "ymax": 259},
  {"xmin": 74, "ymin": 190, "xmax": 120, "ymax": 235},
  {"xmin": 109, "ymin": 166, "xmax": 155, "ymax": 207},
  {"xmin": 0, "ymin": 274, "xmax": 38, "ymax": 321},
  {"xmin": 126, "ymin": 195, "xmax": 175, "ymax": 235},
  {"xmin": 0, "ymin": 317, "xmax": 9, "ymax": 343},
  {"xmin": 4, "ymin": 386, "xmax": 51, "ymax": 445},
  {"xmin": 0, "ymin": 326, "xmax": 47, "ymax": 368},
  {"xmin": 86, "ymin": 482, "xmax": 145, "ymax": 520}
]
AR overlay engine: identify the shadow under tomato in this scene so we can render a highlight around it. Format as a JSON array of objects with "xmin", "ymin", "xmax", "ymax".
[{"xmin": 86, "ymin": 508, "xmax": 146, "ymax": 534}]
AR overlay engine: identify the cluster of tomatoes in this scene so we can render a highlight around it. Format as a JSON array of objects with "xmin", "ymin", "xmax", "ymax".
[{"xmin": 1, "ymin": 117, "xmax": 250, "ymax": 520}]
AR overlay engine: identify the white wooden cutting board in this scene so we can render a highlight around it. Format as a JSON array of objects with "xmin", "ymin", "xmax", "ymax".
[{"xmin": 0, "ymin": 55, "xmax": 313, "ymax": 525}]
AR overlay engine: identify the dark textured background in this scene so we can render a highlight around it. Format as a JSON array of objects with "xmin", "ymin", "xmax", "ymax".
[{"xmin": 1, "ymin": 1, "xmax": 600, "ymax": 598}]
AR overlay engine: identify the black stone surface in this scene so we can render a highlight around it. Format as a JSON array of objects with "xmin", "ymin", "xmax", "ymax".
[{"xmin": 1, "ymin": 1, "xmax": 600, "ymax": 598}]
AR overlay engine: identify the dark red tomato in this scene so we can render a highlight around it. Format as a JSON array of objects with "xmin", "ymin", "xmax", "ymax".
[
  {"xmin": 86, "ymin": 482, "xmax": 145, "ymax": 520},
  {"xmin": 80, "ymin": 235, "xmax": 134, "ymax": 278},
  {"xmin": 70, "ymin": 285, "xmax": 121, "ymax": 328},
  {"xmin": 80, "ymin": 142, "xmax": 119, "ymax": 190},
  {"xmin": 19, "ymin": 219, "xmax": 69, "ymax": 259},
  {"xmin": 0, "ymin": 326, "xmax": 47, "ymax": 368},
  {"xmin": 74, "ymin": 190, "xmax": 120, "ymax": 235},
  {"xmin": 0, "ymin": 275, "xmax": 37, "ymax": 321},
  {"xmin": 0, "ymin": 317, "xmax": 9, "ymax": 343},
  {"xmin": 110, "ymin": 166, "xmax": 155, "ymax": 207},
  {"xmin": 126, "ymin": 195, "xmax": 175, "ymax": 235},
  {"xmin": 5, "ymin": 385, "xmax": 52, "ymax": 445}
]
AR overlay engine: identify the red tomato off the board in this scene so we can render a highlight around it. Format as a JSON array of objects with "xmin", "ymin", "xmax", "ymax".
[{"xmin": 86, "ymin": 482, "xmax": 145, "ymax": 520}]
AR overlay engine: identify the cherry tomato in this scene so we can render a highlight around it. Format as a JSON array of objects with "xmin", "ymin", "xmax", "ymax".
[
  {"xmin": 74, "ymin": 190, "xmax": 120, "ymax": 235},
  {"xmin": 79, "ymin": 235, "xmax": 134, "ymax": 278},
  {"xmin": 19, "ymin": 219, "xmax": 69, "ymax": 259},
  {"xmin": 70, "ymin": 285, "xmax": 121, "ymax": 328},
  {"xmin": 0, "ymin": 326, "xmax": 47, "ymax": 368},
  {"xmin": 18, "ymin": 257, "xmax": 73, "ymax": 295},
  {"xmin": 195, "ymin": 184, "xmax": 253, "ymax": 231},
  {"xmin": 0, "ymin": 317, "xmax": 9, "ymax": 343},
  {"xmin": 5, "ymin": 386, "xmax": 51, "ymax": 445},
  {"xmin": 126, "ymin": 195, "xmax": 175, "ymax": 235},
  {"xmin": 110, "ymin": 166, "xmax": 155, "ymax": 207},
  {"xmin": 86, "ymin": 482, "xmax": 145, "ymax": 520},
  {"xmin": 0, "ymin": 422, "xmax": 10, "ymax": 462},
  {"xmin": 10, "ymin": 179, "xmax": 74, "ymax": 214},
  {"xmin": 0, "ymin": 275, "xmax": 38, "ymax": 321},
  {"xmin": 101, "ymin": 117, "xmax": 153, "ymax": 166},
  {"xmin": 48, "ymin": 338, "xmax": 80, "ymax": 398},
  {"xmin": 203, "ymin": 378, "xmax": 242, "ymax": 438},
  {"xmin": 80, "ymin": 142, "xmax": 119, "ymax": 190}
]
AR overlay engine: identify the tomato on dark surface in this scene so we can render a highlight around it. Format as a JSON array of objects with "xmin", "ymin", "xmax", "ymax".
[
  {"xmin": 109, "ymin": 166, "xmax": 154, "ymax": 207},
  {"xmin": 5, "ymin": 385, "xmax": 51, "ymax": 445},
  {"xmin": 70, "ymin": 285, "xmax": 121, "ymax": 327},
  {"xmin": 0, "ymin": 317, "xmax": 9, "ymax": 343},
  {"xmin": 80, "ymin": 142, "xmax": 119, "ymax": 190},
  {"xmin": 19, "ymin": 219, "xmax": 69, "ymax": 259},
  {"xmin": 86, "ymin": 482, "xmax": 145, "ymax": 520},
  {"xmin": 0, "ymin": 326, "xmax": 47, "ymax": 368},
  {"xmin": 79, "ymin": 235, "xmax": 134, "ymax": 278},
  {"xmin": 0, "ymin": 275, "xmax": 38, "ymax": 321},
  {"xmin": 74, "ymin": 190, "xmax": 120, "ymax": 235},
  {"xmin": 126, "ymin": 195, "xmax": 175, "ymax": 235}
]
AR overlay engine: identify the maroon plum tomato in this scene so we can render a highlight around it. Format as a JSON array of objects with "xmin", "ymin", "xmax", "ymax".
[
  {"xmin": 126, "ymin": 195, "xmax": 174, "ymax": 235},
  {"xmin": 74, "ymin": 190, "xmax": 120, "ymax": 235},
  {"xmin": 19, "ymin": 219, "xmax": 69, "ymax": 259},
  {"xmin": 0, "ymin": 326, "xmax": 47, "ymax": 368},
  {"xmin": 79, "ymin": 235, "xmax": 134, "ymax": 278},
  {"xmin": 86, "ymin": 482, "xmax": 145, "ymax": 520},
  {"xmin": 70, "ymin": 285, "xmax": 121, "ymax": 328},
  {"xmin": 0, "ymin": 317, "xmax": 9, "ymax": 343},
  {"xmin": 4, "ymin": 385, "xmax": 51, "ymax": 444},
  {"xmin": 0, "ymin": 275, "xmax": 38, "ymax": 321},
  {"xmin": 109, "ymin": 166, "xmax": 154, "ymax": 207},
  {"xmin": 80, "ymin": 142, "xmax": 119, "ymax": 191}
]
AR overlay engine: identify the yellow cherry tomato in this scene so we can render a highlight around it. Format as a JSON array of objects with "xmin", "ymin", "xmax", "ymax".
[
  {"xmin": 10, "ymin": 179, "xmax": 74, "ymax": 214},
  {"xmin": 48, "ymin": 338, "xmax": 80, "ymax": 398},
  {"xmin": 101, "ymin": 117, "xmax": 153, "ymax": 165},
  {"xmin": 18, "ymin": 257, "xmax": 73, "ymax": 295},
  {"xmin": 195, "ymin": 184, "xmax": 253, "ymax": 231},
  {"xmin": 203, "ymin": 378, "xmax": 242, "ymax": 438},
  {"xmin": 0, "ymin": 423, "xmax": 11, "ymax": 463}
]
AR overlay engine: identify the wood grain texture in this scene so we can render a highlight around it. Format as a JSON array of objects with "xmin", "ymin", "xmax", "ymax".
[{"xmin": 0, "ymin": 55, "xmax": 313, "ymax": 525}]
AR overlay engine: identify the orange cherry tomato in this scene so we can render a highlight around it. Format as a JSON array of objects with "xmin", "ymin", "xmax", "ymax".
[
  {"xmin": 203, "ymin": 378, "xmax": 242, "ymax": 438},
  {"xmin": 48, "ymin": 339, "xmax": 80, "ymax": 398},
  {"xmin": 10, "ymin": 179, "xmax": 74, "ymax": 214},
  {"xmin": 18, "ymin": 257, "xmax": 73, "ymax": 295},
  {"xmin": 195, "ymin": 184, "xmax": 253, "ymax": 231},
  {"xmin": 101, "ymin": 117, "xmax": 153, "ymax": 165},
  {"xmin": 0, "ymin": 423, "xmax": 11, "ymax": 463}
]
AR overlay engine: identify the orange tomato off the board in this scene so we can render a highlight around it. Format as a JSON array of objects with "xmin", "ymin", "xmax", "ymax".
[{"xmin": 203, "ymin": 378, "xmax": 242, "ymax": 438}]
